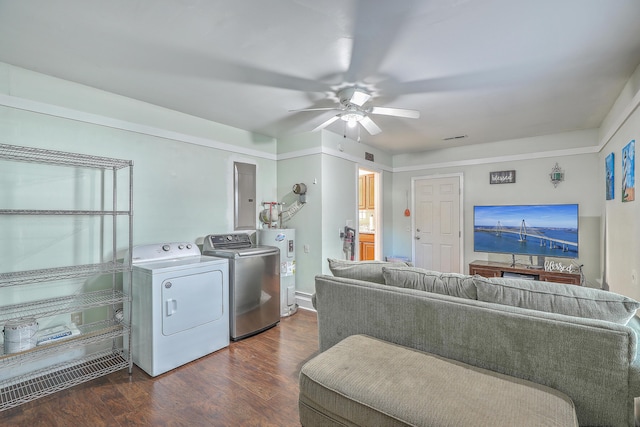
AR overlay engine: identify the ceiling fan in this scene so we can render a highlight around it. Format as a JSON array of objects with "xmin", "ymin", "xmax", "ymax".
[{"xmin": 290, "ymin": 87, "xmax": 420, "ymax": 136}]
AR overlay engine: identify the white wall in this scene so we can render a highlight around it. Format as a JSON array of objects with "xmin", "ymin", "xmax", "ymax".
[
  {"xmin": 391, "ymin": 130, "xmax": 603, "ymax": 285},
  {"xmin": 598, "ymin": 63, "xmax": 640, "ymax": 300}
]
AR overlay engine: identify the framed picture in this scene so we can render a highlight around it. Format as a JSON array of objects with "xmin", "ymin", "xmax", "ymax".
[
  {"xmin": 622, "ymin": 140, "xmax": 635, "ymax": 202},
  {"xmin": 490, "ymin": 170, "xmax": 516, "ymax": 184},
  {"xmin": 605, "ymin": 152, "xmax": 614, "ymax": 200}
]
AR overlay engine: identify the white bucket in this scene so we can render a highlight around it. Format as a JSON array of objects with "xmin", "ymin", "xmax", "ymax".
[{"xmin": 3, "ymin": 318, "xmax": 38, "ymax": 354}]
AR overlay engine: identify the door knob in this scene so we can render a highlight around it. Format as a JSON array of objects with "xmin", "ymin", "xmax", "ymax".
[
  {"xmin": 415, "ymin": 236, "xmax": 421, "ymax": 240},
  {"xmin": 416, "ymin": 228, "xmax": 421, "ymax": 232}
]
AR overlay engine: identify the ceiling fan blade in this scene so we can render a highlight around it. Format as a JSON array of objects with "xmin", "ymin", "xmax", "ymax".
[
  {"xmin": 359, "ymin": 116, "xmax": 382, "ymax": 135},
  {"xmin": 289, "ymin": 107, "xmax": 341, "ymax": 113},
  {"xmin": 312, "ymin": 115, "xmax": 340, "ymax": 132},
  {"xmin": 370, "ymin": 106, "xmax": 420, "ymax": 119},
  {"xmin": 345, "ymin": 0, "xmax": 421, "ymax": 82}
]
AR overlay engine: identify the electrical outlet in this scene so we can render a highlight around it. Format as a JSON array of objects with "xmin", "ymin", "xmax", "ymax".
[{"xmin": 71, "ymin": 312, "xmax": 83, "ymax": 325}]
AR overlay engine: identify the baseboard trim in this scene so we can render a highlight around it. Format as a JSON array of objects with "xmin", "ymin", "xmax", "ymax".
[{"xmin": 295, "ymin": 291, "xmax": 315, "ymax": 312}]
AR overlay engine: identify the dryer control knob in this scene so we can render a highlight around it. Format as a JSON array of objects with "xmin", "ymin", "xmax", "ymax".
[
  {"xmin": 178, "ymin": 244, "xmax": 185, "ymax": 250},
  {"xmin": 162, "ymin": 244, "xmax": 170, "ymax": 251},
  {"xmin": 186, "ymin": 244, "xmax": 192, "ymax": 249}
]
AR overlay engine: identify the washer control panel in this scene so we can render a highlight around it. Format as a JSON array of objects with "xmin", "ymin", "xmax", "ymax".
[{"xmin": 204, "ymin": 233, "xmax": 253, "ymax": 251}]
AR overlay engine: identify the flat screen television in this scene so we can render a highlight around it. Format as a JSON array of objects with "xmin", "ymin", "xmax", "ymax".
[{"xmin": 473, "ymin": 204, "xmax": 579, "ymax": 259}]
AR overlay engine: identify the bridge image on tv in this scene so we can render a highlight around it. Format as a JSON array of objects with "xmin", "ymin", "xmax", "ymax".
[{"xmin": 473, "ymin": 204, "xmax": 578, "ymax": 258}]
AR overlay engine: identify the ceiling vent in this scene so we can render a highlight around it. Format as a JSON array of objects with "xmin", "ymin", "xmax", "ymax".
[{"xmin": 443, "ymin": 135, "xmax": 468, "ymax": 141}]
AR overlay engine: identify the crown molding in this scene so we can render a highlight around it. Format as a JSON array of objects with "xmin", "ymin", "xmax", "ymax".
[{"xmin": 0, "ymin": 93, "xmax": 278, "ymax": 161}]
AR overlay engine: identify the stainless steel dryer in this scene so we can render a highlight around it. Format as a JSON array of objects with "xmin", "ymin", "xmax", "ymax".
[{"xmin": 203, "ymin": 233, "xmax": 280, "ymax": 340}]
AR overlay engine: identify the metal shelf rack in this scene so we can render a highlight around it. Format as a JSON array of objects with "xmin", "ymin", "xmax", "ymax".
[
  {"xmin": 0, "ymin": 262, "xmax": 129, "ymax": 288},
  {"xmin": 0, "ymin": 143, "xmax": 133, "ymax": 411},
  {"xmin": 0, "ymin": 319, "xmax": 129, "ymax": 367},
  {"xmin": 0, "ymin": 289, "xmax": 128, "ymax": 323},
  {"xmin": 0, "ymin": 349, "xmax": 128, "ymax": 411}
]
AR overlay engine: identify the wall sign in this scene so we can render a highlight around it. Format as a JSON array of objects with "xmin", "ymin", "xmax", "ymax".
[{"xmin": 489, "ymin": 170, "xmax": 516, "ymax": 184}]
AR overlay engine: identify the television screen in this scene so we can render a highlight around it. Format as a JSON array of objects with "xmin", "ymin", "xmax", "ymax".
[{"xmin": 473, "ymin": 204, "xmax": 578, "ymax": 259}]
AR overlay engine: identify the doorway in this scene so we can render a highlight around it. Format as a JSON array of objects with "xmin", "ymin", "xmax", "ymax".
[
  {"xmin": 358, "ymin": 167, "xmax": 380, "ymax": 260},
  {"xmin": 412, "ymin": 174, "xmax": 463, "ymax": 273}
]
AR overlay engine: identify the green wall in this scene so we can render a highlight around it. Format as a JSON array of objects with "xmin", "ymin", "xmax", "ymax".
[
  {"xmin": 276, "ymin": 131, "xmax": 393, "ymax": 295},
  {"xmin": 0, "ymin": 63, "xmax": 278, "ymax": 323}
]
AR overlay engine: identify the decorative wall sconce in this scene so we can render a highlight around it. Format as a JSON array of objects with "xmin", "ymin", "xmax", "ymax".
[{"xmin": 549, "ymin": 162, "xmax": 564, "ymax": 187}]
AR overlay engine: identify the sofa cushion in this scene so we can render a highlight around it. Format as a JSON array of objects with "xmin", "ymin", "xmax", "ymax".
[
  {"xmin": 475, "ymin": 276, "xmax": 640, "ymax": 324},
  {"xmin": 327, "ymin": 258, "xmax": 412, "ymax": 284},
  {"xmin": 382, "ymin": 266, "xmax": 477, "ymax": 299},
  {"xmin": 299, "ymin": 335, "xmax": 579, "ymax": 427}
]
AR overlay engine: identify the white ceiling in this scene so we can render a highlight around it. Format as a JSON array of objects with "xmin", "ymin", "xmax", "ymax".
[{"xmin": 0, "ymin": 0, "xmax": 639, "ymax": 154}]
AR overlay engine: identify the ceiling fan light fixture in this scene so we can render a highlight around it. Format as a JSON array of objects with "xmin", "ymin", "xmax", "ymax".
[{"xmin": 340, "ymin": 111, "xmax": 365, "ymax": 126}]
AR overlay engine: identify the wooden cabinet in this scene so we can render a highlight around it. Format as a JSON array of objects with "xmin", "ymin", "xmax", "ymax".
[
  {"xmin": 358, "ymin": 174, "xmax": 375, "ymax": 210},
  {"xmin": 359, "ymin": 233, "xmax": 375, "ymax": 261},
  {"xmin": 365, "ymin": 174, "xmax": 375, "ymax": 209},
  {"xmin": 469, "ymin": 260, "xmax": 581, "ymax": 285}
]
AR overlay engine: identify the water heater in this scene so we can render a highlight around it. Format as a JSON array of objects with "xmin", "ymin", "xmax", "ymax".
[{"xmin": 257, "ymin": 228, "xmax": 297, "ymax": 317}]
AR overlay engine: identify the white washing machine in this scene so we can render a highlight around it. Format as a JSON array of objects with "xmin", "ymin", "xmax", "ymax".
[{"xmin": 126, "ymin": 242, "xmax": 229, "ymax": 377}]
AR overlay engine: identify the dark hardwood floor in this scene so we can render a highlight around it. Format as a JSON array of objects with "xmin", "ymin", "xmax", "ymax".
[{"xmin": 0, "ymin": 309, "xmax": 319, "ymax": 426}]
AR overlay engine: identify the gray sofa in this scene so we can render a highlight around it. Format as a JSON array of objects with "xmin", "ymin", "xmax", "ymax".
[{"xmin": 312, "ymin": 260, "xmax": 640, "ymax": 427}]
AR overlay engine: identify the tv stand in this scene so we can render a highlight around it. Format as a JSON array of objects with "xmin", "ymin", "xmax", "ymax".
[{"xmin": 469, "ymin": 260, "xmax": 581, "ymax": 285}]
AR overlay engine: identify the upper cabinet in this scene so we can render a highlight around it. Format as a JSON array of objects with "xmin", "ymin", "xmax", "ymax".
[{"xmin": 358, "ymin": 174, "xmax": 375, "ymax": 210}]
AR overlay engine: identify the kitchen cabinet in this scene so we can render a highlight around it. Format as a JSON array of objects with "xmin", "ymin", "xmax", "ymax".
[
  {"xmin": 358, "ymin": 174, "xmax": 375, "ymax": 210},
  {"xmin": 359, "ymin": 233, "xmax": 375, "ymax": 261},
  {"xmin": 0, "ymin": 143, "xmax": 133, "ymax": 410},
  {"xmin": 366, "ymin": 174, "xmax": 375, "ymax": 209}
]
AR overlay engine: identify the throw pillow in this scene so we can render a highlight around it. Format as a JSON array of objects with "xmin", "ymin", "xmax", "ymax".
[
  {"xmin": 382, "ymin": 266, "xmax": 477, "ymax": 299},
  {"xmin": 475, "ymin": 276, "xmax": 640, "ymax": 324},
  {"xmin": 327, "ymin": 258, "xmax": 412, "ymax": 284}
]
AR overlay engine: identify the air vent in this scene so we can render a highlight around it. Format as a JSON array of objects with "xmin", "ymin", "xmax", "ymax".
[{"xmin": 443, "ymin": 135, "xmax": 468, "ymax": 141}]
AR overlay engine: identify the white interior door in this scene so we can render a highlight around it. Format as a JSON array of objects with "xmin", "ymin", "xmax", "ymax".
[{"xmin": 413, "ymin": 175, "xmax": 462, "ymax": 273}]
